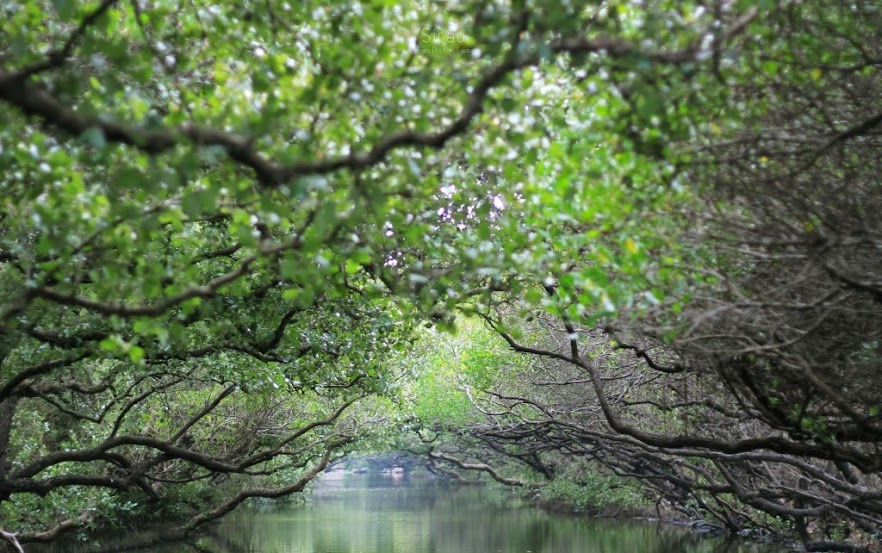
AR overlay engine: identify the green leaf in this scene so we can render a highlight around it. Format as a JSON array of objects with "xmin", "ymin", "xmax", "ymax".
[
  {"xmin": 81, "ymin": 127, "xmax": 107, "ymax": 150},
  {"xmin": 282, "ymin": 285, "xmax": 302, "ymax": 301},
  {"xmin": 99, "ymin": 337, "xmax": 120, "ymax": 352},
  {"xmin": 52, "ymin": 0, "xmax": 77, "ymax": 20},
  {"xmin": 129, "ymin": 345, "xmax": 145, "ymax": 364},
  {"xmin": 345, "ymin": 259, "xmax": 361, "ymax": 274}
]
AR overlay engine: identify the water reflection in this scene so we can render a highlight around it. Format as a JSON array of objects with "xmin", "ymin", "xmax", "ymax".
[
  {"xmin": 34, "ymin": 474, "xmax": 785, "ymax": 553},
  {"xmin": 180, "ymin": 474, "xmax": 783, "ymax": 553}
]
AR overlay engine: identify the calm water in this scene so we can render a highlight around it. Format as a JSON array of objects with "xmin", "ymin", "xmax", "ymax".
[{"xmin": 48, "ymin": 474, "xmax": 789, "ymax": 553}]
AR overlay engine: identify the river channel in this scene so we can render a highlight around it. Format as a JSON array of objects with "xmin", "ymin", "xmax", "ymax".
[
  {"xmin": 149, "ymin": 474, "xmax": 783, "ymax": 553},
  {"xmin": 46, "ymin": 473, "xmax": 791, "ymax": 553}
]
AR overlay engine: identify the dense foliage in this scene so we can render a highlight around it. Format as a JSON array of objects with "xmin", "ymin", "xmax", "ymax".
[{"xmin": 1, "ymin": 1, "xmax": 880, "ymax": 552}]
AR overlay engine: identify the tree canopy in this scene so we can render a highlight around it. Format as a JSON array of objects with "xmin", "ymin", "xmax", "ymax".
[{"xmin": 1, "ymin": 1, "xmax": 881, "ymax": 552}]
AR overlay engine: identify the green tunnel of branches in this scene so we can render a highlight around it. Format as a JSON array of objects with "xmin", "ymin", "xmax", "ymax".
[{"xmin": 1, "ymin": 1, "xmax": 881, "ymax": 552}]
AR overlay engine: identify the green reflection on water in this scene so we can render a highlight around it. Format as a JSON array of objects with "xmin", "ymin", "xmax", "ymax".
[
  {"xmin": 172, "ymin": 474, "xmax": 783, "ymax": 553},
  {"xmin": 50, "ymin": 474, "xmax": 788, "ymax": 553}
]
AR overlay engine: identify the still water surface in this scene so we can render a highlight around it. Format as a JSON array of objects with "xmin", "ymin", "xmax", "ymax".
[{"xmin": 86, "ymin": 474, "xmax": 791, "ymax": 553}]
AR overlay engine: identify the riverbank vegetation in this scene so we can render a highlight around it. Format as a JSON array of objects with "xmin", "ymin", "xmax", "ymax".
[{"xmin": 1, "ymin": 1, "xmax": 881, "ymax": 552}]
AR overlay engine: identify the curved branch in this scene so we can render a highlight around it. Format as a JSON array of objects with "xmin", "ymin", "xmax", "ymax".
[
  {"xmin": 0, "ymin": 529, "xmax": 24, "ymax": 553},
  {"xmin": 429, "ymin": 451, "xmax": 527, "ymax": 487},
  {"xmin": 179, "ymin": 446, "xmax": 337, "ymax": 534},
  {"xmin": 31, "ymin": 255, "xmax": 255, "ymax": 317},
  {"xmin": 12, "ymin": 0, "xmax": 121, "ymax": 80},
  {"xmin": 18, "ymin": 512, "xmax": 92, "ymax": 544},
  {"xmin": 0, "ymin": 11, "xmax": 756, "ymax": 187},
  {"xmin": 0, "ymin": 353, "xmax": 89, "ymax": 402}
]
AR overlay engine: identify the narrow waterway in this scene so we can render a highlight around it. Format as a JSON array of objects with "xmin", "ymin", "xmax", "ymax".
[
  {"xmin": 138, "ymin": 473, "xmax": 787, "ymax": 553},
  {"xmin": 37, "ymin": 473, "xmax": 792, "ymax": 553}
]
